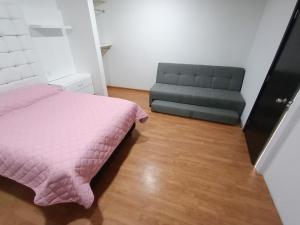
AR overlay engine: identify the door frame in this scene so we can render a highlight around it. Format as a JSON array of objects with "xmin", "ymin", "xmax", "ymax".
[
  {"xmin": 244, "ymin": 1, "xmax": 299, "ymax": 131},
  {"xmin": 249, "ymin": 2, "xmax": 300, "ymax": 173},
  {"xmin": 255, "ymin": 91, "xmax": 300, "ymax": 173}
]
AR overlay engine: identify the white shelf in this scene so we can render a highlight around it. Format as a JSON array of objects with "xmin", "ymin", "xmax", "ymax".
[
  {"xmin": 29, "ymin": 24, "xmax": 72, "ymax": 30},
  {"xmin": 94, "ymin": 0, "xmax": 106, "ymax": 6},
  {"xmin": 94, "ymin": 0, "xmax": 106, "ymax": 14},
  {"xmin": 95, "ymin": 9, "xmax": 105, "ymax": 14},
  {"xmin": 100, "ymin": 43, "xmax": 112, "ymax": 49}
]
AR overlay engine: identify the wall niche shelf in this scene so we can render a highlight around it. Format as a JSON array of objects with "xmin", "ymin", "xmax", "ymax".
[
  {"xmin": 29, "ymin": 24, "xmax": 73, "ymax": 31},
  {"xmin": 95, "ymin": 9, "xmax": 105, "ymax": 14},
  {"xmin": 94, "ymin": 0, "xmax": 106, "ymax": 6},
  {"xmin": 100, "ymin": 43, "xmax": 112, "ymax": 56},
  {"xmin": 94, "ymin": 0, "xmax": 106, "ymax": 14},
  {"xmin": 100, "ymin": 43, "xmax": 112, "ymax": 49}
]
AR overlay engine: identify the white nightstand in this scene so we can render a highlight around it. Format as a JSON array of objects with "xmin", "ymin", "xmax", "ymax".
[{"xmin": 49, "ymin": 73, "xmax": 94, "ymax": 94}]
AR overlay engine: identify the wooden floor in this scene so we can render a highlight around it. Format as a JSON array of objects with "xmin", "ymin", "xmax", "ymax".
[{"xmin": 0, "ymin": 87, "xmax": 281, "ymax": 225}]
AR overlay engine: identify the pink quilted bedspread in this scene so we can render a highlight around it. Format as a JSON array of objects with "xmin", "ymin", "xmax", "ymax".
[{"xmin": 0, "ymin": 84, "xmax": 147, "ymax": 208}]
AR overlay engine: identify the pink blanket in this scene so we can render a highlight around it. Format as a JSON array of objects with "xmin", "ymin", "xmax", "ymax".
[{"xmin": 0, "ymin": 84, "xmax": 147, "ymax": 208}]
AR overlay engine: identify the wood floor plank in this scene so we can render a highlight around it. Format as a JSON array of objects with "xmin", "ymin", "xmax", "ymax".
[{"xmin": 0, "ymin": 87, "xmax": 282, "ymax": 225}]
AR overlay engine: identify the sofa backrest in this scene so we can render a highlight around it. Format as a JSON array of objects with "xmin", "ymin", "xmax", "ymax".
[{"xmin": 156, "ymin": 63, "xmax": 245, "ymax": 91}]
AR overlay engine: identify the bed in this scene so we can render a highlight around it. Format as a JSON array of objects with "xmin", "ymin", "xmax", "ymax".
[
  {"xmin": 0, "ymin": 3, "xmax": 148, "ymax": 208},
  {"xmin": 0, "ymin": 84, "xmax": 147, "ymax": 208}
]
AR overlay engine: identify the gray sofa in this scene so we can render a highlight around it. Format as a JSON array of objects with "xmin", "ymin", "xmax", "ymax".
[{"xmin": 149, "ymin": 63, "xmax": 246, "ymax": 125}]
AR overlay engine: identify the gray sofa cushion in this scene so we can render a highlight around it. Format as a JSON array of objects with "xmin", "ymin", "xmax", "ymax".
[
  {"xmin": 151, "ymin": 100, "xmax": 239, "ymax": 125},
  {"xmin": 157, "ymin": 63, "xmax": 245, "ymax": 91},
  {"xmin": 150, "ymin": 83, "xmax": 245, "ymax": 115}
]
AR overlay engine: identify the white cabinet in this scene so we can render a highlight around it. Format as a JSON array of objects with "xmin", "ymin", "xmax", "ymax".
[{"xmin": 50, "ymin": 73, "xmax": 94, "ymax": 94}]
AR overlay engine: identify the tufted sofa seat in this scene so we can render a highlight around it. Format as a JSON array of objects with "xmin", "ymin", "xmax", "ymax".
[{"xmin": 149, "ymin": 63, "xmax": 246, "ymax": 125}]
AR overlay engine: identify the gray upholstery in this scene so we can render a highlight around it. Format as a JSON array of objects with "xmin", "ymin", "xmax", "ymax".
[
  {"xmin": 150, "ymin": 63, "xmax": 246, "ymax": 125},
  {"xmin": 157, "ymin": 63, "xmax": 245, "ymax": 91},
  {"xmin": 152, "ymin": 100, "xmax": 239, "ymax": 125},
  {"xmin": 150, "ymin": 83, "xmax": 245, "ymax": 114}
]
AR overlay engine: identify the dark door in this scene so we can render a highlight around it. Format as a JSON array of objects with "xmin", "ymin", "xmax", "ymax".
[{"xmin": 244, "ymin": 4, "xmax": 300, "ymax": 165}]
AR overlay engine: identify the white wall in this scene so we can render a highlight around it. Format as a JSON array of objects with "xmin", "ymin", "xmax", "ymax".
[
  {"xmin": 1, "ymin": 0, "xmax": 108, "ymax": 95},
  {"xmin": 263, "ymin": 92, "xmax": 300, "ymax": 225},
  {"xmin": 96, "ymin": 0, "xmax": 266, "ymax": 90},
  {"xmin": 243, "ymin": 2, "xmax": 300, "ymax": 224},
  {"xmin": 240, "ymin": 0, "xmax": 297, "ymax": 125},
  {"xmin": 13, "ymin": 0, "xmax": 76, "ymax": 81},
  {"xmin": 96, "ymin": 7, "xmax": 111, "ymax": 84},
  {"xmin": 57, "ymin": 0, "xmax": 108, "ymax": 95}
]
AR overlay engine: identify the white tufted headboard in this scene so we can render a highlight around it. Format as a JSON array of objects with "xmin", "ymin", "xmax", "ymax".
[{"xmin": 0, "ymin": 3, "xmax": 46, "ymax": 93}]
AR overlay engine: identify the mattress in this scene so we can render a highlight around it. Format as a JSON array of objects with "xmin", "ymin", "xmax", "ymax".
[{"xmin": 0, "ymin": 84, "xmax": 148, "ymax": 208}]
